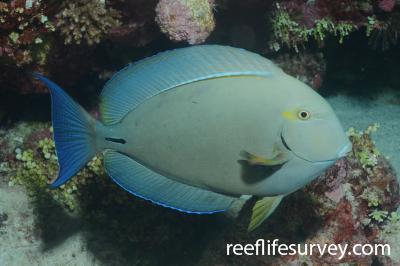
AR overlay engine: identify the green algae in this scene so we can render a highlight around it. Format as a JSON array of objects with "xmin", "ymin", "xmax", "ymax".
[
  {"xmin": 361, "ymin": 188, "xmax": 380, "ymax": 208},
  {"xmin": 347, "ymin": 123, "xmax": 380, "ymax": 171},
  {"xmin": 9, "ymin": 125, "xmax": 104, "ymax": 212},
  {"xmin": 369, "ymin": 209, "xmax": 389, "ymax": 223},
  {"xmin": 269, "ymin": 5, "xmax": 355, "ymax": 51}
]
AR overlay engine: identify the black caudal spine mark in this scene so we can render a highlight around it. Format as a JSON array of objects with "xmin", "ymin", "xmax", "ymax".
[{"xmin": 105, "ymin": 137, "xmax": 127, "ymax": 144}]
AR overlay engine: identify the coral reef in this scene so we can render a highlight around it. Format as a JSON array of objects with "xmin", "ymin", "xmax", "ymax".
[
  {"xmin": 302, "ymin": 125, "xmax": 400, "ymax": 265},
  {"xmin": 268, "ymin": 1, "xmax": 356, "ymax": 51},
  {"xmin": 155, "ymin": 0, "xmax": 216, "ymax": 44},
  {"xmin": 55, "ymin": 0, "xmax": 121, "ymax": 46},
  {"xmin": 0, "ymin": 0, "xmax": 158, "ymax": 96},
  {"xmin": 0, "ymin": 0, "xmax": 55, "ymax": 67},
  {"xmin": 1, "ymin": 0, "xmax": 399, "ymax": 96},
  {"xmin": 0, "ymin": 0, "xmax": 55, "ymax": 94},
  {"xmin": 268, "ymin": 0, "xmax": 400, "ymax": 51}
]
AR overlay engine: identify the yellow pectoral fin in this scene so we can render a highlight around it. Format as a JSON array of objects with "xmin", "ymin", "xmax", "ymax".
[
  {"xmin": 241, "ymin": 150, "xmax": 287, "ymax": 166},
  {"xmin": 248, "ymin": 195, "xmax": 284, "ymax": 232}
]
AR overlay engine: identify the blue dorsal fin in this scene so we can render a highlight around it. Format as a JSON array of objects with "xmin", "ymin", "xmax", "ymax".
[
  {"xmin": 100, "ymin": 45, "xmax": 282, "ymax": 125},
  {"xmin": 104, "ymin": 151, "xmax": 236, "ymax": 213}
]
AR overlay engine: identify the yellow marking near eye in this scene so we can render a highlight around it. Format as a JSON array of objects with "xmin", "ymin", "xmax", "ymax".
[{"xmin": 282, "ymin": 111, "xmax": 296, "ymax": 121}]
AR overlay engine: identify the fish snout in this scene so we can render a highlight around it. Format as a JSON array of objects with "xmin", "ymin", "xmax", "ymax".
[{"xmin": 336, "ymin": 141, "xmax": 352, "ymax": 158}]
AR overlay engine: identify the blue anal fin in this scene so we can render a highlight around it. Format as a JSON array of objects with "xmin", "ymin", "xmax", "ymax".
[{"xmin": 104, "ymin": 151, "xmax": 235, "ymax": 214}]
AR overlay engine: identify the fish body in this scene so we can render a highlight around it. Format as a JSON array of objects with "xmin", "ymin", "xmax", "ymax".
[
  {"xmin": 34, "ymin": 45, "xmax": 351, "ymax": 230},
  {"xmin": 99, "ymin": 76, "xmax": 336, "ymax": 196}
]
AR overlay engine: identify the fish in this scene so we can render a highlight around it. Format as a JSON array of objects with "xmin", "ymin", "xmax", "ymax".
[{"xmin": 33, "ymin": 45, "xmax": 352, "ymax": 231}]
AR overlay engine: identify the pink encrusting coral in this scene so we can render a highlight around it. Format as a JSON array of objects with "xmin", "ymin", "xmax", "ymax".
[
  {"xmin": 155, "ymin": 0, "xmax": 215, "ymax": 44},
  {"xmin": 378, "ymin": 0, "xmax": 396, "ymax": 12}
]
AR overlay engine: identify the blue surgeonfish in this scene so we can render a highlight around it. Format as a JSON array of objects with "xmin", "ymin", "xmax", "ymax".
[{"xmin": 34, "ymin": 45, "xmax": 352, "ymax": 231}]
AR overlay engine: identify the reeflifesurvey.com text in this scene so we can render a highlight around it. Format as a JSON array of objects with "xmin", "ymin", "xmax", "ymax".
[{"xmin": 226, "ymin": 239, "xmax": 390, "ymax": 260}]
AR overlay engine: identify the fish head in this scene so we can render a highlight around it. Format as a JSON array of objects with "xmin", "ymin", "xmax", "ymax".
[{"xmin": 279, "ymin": 82, "xmax": 351, "ymax": 164}]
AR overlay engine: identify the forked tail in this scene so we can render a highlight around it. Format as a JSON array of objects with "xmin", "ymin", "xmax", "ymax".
[{"xmin": 33, "ymin": 74, "xmax": 98, "ymax": 188}]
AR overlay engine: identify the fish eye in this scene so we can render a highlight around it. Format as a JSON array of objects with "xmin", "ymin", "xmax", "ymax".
[{"xmin": 298, "ymin": 110, "xmax": 311, "ymax": 120}]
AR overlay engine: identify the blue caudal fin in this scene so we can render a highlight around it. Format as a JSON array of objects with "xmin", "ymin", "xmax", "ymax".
[{"xmin": 33, "ymin": 73, "xmax": 98, "ymax": 188}]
